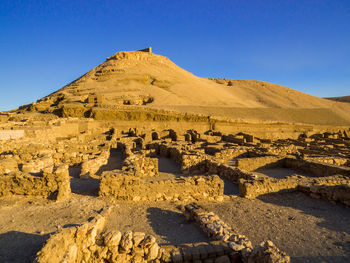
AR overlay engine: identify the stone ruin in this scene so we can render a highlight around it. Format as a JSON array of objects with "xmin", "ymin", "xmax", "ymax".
[
  {"xmin": 35, "ymin": 206, "xmax": 290, "ymax": 263},
  {"xmin": 1, "ymin": 119, "xmax": 350, "ymax": 262},
  {"xmin": 0, "ymin": 165, "xmax": 70, "ymax": 201},
  {"xmin": 138, "ymin": 47, "xmax": 152, "ymax": 53}
]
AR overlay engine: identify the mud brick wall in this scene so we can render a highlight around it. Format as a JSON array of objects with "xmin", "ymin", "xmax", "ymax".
[
  {"xmin": 284, "ymin": 157, "xmax": 350, "ymax": 177},
  {"xmin": 122, "ymin": 154, "xmax": 159, "ymax": 177},
  {"xmin": 0, "ymin": 165, "xmax": 70, "ymax": 200},
  {"xmin": 183, "ymin": 203, "xmax": 290, "ymax": 263},
  {"xmin": 99, "ymin": 174, "xmax": 224, "ymax": 201},
  {"xmin": 236, "ymin": 156, "xmax": 285, "ymax": 171}
]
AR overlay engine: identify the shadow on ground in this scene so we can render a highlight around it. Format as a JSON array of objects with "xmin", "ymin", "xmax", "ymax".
[
  {"xmin": 96, "ymin": 148, "xmax": 125, "ymax": 176},
  {"xmin": 69, "ymin": 165, "xmax": 99, "ymax": 196},
  {"xmin": 219, "ymin": 176, "xmax": 239, "ymax": 196},
  {"xmin": 258, "ymin": 192, "xmax": 350, "ymax": 263},
  {"xmin": 157, "ymin": 157, "xmax": 182, "ymax": 175},
  {"xmin": 258, "ymin": 192, "xmax": 350, "ymax": 234},
  {"xmin": 146, "ymin": 207, "xmax": 209, "ymax": 245},
  {"xmin": 70, "ymin": 177, "xmax": 100, "ymax": 196},
  {"xmin": 0, "ymin": 231, "xmax": 50, "ymax": 263}
]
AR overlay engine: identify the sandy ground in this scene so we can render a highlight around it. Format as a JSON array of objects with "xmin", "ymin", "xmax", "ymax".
[
  {"xmin": 254, "ymin": 167, "xmax": 314, "ymax": 179},
  {"xmin": 0, "ymin": 196, "xmax": 209, "ymax": 263},
  {"xmin": 0, "ymin": 158, "xmax": 349, "ymax": 263},
  {"xmin": 204, "ymin": 192, "xmax": 350, "ymax": 263}
]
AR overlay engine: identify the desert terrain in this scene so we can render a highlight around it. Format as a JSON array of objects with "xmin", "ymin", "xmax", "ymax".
[{"xmin": 0, "ymin": 48, "xmax": 349, "ymax": 263}]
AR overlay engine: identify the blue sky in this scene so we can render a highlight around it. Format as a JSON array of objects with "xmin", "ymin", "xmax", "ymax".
[{"xmin": 1, "ymin": 0, "xmax": 349, "ymax": 111}]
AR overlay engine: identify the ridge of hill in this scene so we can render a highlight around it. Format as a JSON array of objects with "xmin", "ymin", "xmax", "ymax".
[{"xmin": 325, "ymin": 96, "xmax": 350, "ymax": 103}]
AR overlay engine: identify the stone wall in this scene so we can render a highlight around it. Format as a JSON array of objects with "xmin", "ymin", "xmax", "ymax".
[
  {"xmin": 299, "ymin": 184, "xmax": 350, "ymax": 206},
  {"xmin": 183, "ymin": 203, "xmax": 290, "ymax": 263},
  {"xmin": 21, "ymin": 156, "xmax": 54, "ymax": 174},
  {"xmin": 239, "ymin": 177, "xmax": 301, "ymax": 199},
  {"xmin": 298, "ymin": 176, "xmax": 350, "ymax": 206},
  {"xmin": 152, "ymin": 141, "xmax": 259, "ymax": 183},
  {"xmin": 222, "ymin": 134, "xmax": 245, "ymax": 144},
  {"xmin": 36, "ymin": 207, "xmax": 165, "ymax": 263},
  {"xmin": 239, "ymin": 174, "xmax": 350, "ymax": 205},
  {"xmin": 206, "ymin": 160, "xmax": 257, "ymax": 182},
  {"xmin": 153, "ymin": 142, "xmax": 208, "ymax": 174},
  {"xmin": 305, "ymin": 156, "xmax": 350, "ymax": 167},
  {"xmin": 181, "ymin": 153, "xmax": 207, "ymax": 174},
  {"xmin": 284, "ymin": 157, "xmax": 350, "ymax": 177},
  {"xmin": 183, "ymin": 203, "xmax": 253, "ymax": 252},
  {"xmin": 0, "ymin": 130, "xmax": 25, "ymax": 140},
  {"xmin": 36, "ymin": 207, "xmax": 245, "ymax": 263},
  {"xmin": 81, "ymin": 148, "xmax": 111, "ymax": 178},
  {"xmin": 99, "ymin": 173, "xmax": 224, "ymax": 202},
  {"xmin": 161, "ymin": 241, "xmax": 237, "ymax": 263},
  {"xmin": 122, "ymin": 154, "xmax": 159, "ymax": 177},
  {"xmin": 213, "ymin": 148, "xmax": 248, "ymax": 162},
  {"xmin": 0, "ymin": 165, "xmax": 70, "ymax": 200},
  {"xmin": 236, "ymin": 156, "xmax": 285, "ymax": 171},
  {"xmin": 156, "ymin": 143, "xmax": 182, "ymax": 163}
]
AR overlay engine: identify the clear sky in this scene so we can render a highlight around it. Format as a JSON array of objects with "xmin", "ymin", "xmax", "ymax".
[{"xmin": 1, "ymin": 0, "xmax": 349, "ymax": 111}]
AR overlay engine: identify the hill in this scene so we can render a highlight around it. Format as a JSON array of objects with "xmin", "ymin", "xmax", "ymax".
[{"xmin": 12, "ymin": 49, "xmax": 350, "ymax": 125}]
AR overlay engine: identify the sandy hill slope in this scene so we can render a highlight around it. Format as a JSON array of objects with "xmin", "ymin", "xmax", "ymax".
[
  {"xmin": 325, "ymin": 96, "xmax": 350, "ymax": 103},
  {"xmin": 17, "ymin": 50, "xmax": 350, "ymax": 125}
]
